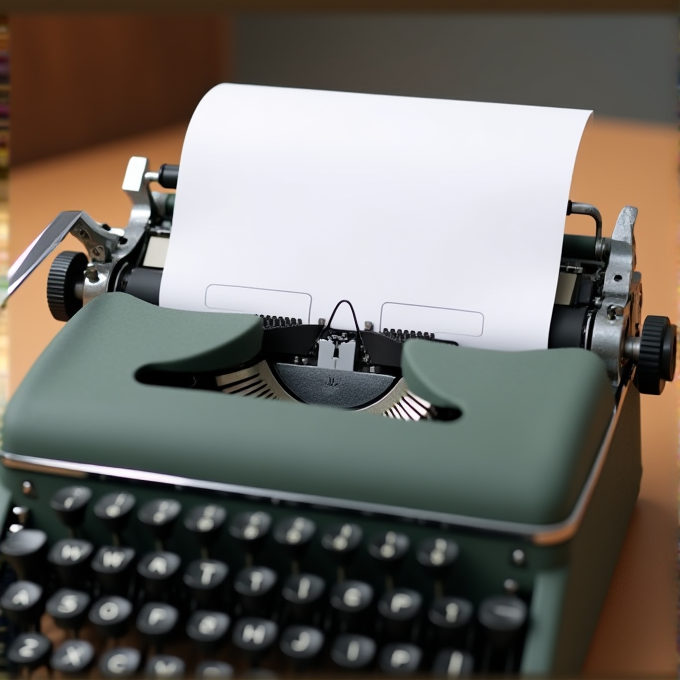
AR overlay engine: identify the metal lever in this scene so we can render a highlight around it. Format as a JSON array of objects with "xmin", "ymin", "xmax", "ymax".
[{"xmin": 2, "ymin": 210, "xmax": 115, "ymax": 306}]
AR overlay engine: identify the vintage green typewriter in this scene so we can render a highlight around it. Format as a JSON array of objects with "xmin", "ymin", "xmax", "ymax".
[{"xmin": 0, "ymin": 156, "xmax": 675, "ymax": 678}]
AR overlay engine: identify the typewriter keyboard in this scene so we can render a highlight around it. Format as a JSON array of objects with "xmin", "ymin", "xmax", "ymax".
[{"xmin": 0, "ymin": 483, "xmax": 532, "ymax": 677}]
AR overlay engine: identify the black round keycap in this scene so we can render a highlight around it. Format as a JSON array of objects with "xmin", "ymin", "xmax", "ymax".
[
  {"xmin": 0, "ymin": 529, "xmax": 48, "ymax": 581},
  {"xmin": 187, "ymin": 610, "xmax": 231, "ymax": 652},
  {"xmin": 48, "ymin": 538, "xmax": 94, "ymax": 587},
  {"xmin": 379, "ymin": 643, "xmax": 423, "ymax": 675},
  {"xmin": 429, "ymin": 596, "xmax": 474, "ymax": 646},
  {"xmin": 94, "ymin": 492, "xmax": 136, "ymax": 534},
  {"xmin": 329, "ymin": 580, "xmax": 374, "ymax": 634},
  {"xmin": 99, "ymin": 648, "xmax": 142, "ymax": 678},
  {"xmin": 184, "ymin": 504, "xmax": 227, "ymax": 545},
  {"xmin": 378, "ymin": 588, "xmax": 423, "ymax": 641},
  {"xmin": 91, "ymin": 546, "xmax": 136, "ymax": 594},
  {"xmin": 184, "ymin": 558, "xmax": 230, "ymax": 606},
  {"xmin": 282, "ymin": 573, "xmax": 326, "ymax": 624},
  {"xmin": 46, "ymin": 589, "xmax": 91, "ymax": 631},
  {"xmin": 50, "ymin": 486, "xmax": 92, "ymax": 528},
  {"xmin": 330, "ymin": 633, "xmax": 376, "ymax": 670},
  {"xmin": 229, "ymin": 510, "xmax": 271, "ymax": 548},
  {"xmin": 378, "ymin": 588, "xmax": 423, "ymax": 622},
  {"xmin": 7, "ymin": 633, "xmax": 52, "ymax": 669},
  {"xmin": 417, "ymin": 537, "xmax": 459, "ymax": 571},
  {"xmin": 195, "ymin": 661, "xmax": 234, "ymax": 678},
  {"xmin": 50, "ymin": 639, "xmax": 95, "ymax": 673},
  {"xmin": 0, "ymin": 580, "xmax": 43, "ymax": 627},
  {"xmin": 138, "ymin": 551, "xmax": 181, "ymax": 597},
  {"xmin": 273, "ymin": 516, "xmax": 316, "ymax": 552},
  {"xmin": 368, "ymin": 531, "xmax": 410, "ymax": 569},
  {"xmin": 280, "ymin": 625, "xmax": 324, "ymax": 660},
  {"xmin": 138, "ymin": 499, "xmax": 182, "ymax": 541},
  {"xmin": 232, "ymin": 617, "xmax": 278, "ymax": 653},
  {"xmin": 432, "ymin": 649, "xmax": 475, "ymax": 677},
  {"xmin": 234, "ymin": 566, "xmax": 278, "ymax": 617},
  {"xmin": 145, "ymin": 655, "xmax": 185, "ymax": 678},
  {"xmin": 321, "ymin": 523, "xmax": 363, "ymax": 561},
  {"xmin": 89, "ymin": 595, "xmax": 134, "ymax": 639},
  {"xmin": 137, "ymin": 602, "xmax": 179, "ymax": 643},
  {"xmin": 330, "ymin": 580, "xmax": 373, "ymax": 614},
  {"xmin": 477, "ymin": 595, "xmax": 527, "ymax": 649}
]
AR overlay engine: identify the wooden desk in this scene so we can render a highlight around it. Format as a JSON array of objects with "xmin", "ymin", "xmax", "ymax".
[{"xmin": 7, "ymin": 117, "xmax": 678, "ymax": 675}]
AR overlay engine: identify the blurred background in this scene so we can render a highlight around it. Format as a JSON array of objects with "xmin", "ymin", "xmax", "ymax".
[
  {"xmin": 4, "ymin": 4, "xmax": 679, "ymax": 675},
  {"xmin": 9, "ymin": 11, "xmax": 677, "ymax": 166}
]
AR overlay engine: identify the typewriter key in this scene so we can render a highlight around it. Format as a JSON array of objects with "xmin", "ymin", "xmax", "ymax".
[
  {"xmin": 0, "ymin": 580, "xmax": 44, "ymax": 628},
  {"xmin": 89, "ymin": 595, "xmax": 134, "ymax": 639},
  {"xmin": 281, "ymin": 573, "xmax": 326, "ymax": 625},
  {"xmin": 273, "ymin": 516, "xmax": 316, "ymax": 570},
  {"xmin": 432, "ymin": 649, "xmax": 475, "ymax": 678},
  {"xmin": 368, "ymin": 530, "xmax": 410, "ymax": 589},
  {"xmin": 477, "ymin": 595, "xmax": 527, "ymax": 649},
  {"xmin": 48, "ymin": 538, "xmax": 94, "ymax": 587},
  {"xmin": 137, "ymin": 550, "xmax": 182, "ymax": 598},
  {"xmin": 50, "ymin": 486, "xmax": 92, "ymax": 530},
  {"xmin": 330, "ymin": 633, "xmax": 376, "ymax": 671},
  {"xmin": 279, "ymin": 625, "xmax": 325, "ymax": 664},
  {"xmin": 377, "ymin": 588, "xmax": 423, "ymax": 642},
  {"xmin": 229, "ymin": 511, "xmax": 272, "ymax": 565},
  {"xmin": 138, "ymin": 499, "xmax": 182, "ymax": 545},
  {"xmin": 428, "ymin": 597, "xmax": 473, "ymax": 648},
  {"xmin": 417, "ymin": 537, "xmax": 459, "ymax": 598},
  {"xmin": 184, "ymin": 558, "xmax": 230, "ymax": 607},
  {"xmin": 99, "ymin": 648, "xmax": 142, "ymax": 678},
  {"xmin": 232, "ymin": 617, "xmax": 278, "ymax": 658},
  {"xmin": 92, "ymin": 546, "xmax": 136, "ymax": 594},
  {"xmin": 145, "ymin": 655, "xmax": 185, "ymax": 678},
  {"xmin": 137, "ymin": 602, "xmax": 180, "ymax": 646},
  {"xmin": 234, "ymin": 566, "xmax": 278, "ymax": 617},
  {"xmin": 46, "ymin": 588, "xmax": 91, "ymax": 632},
  {"xmin": 6, "ymin": 633, "xmax": 52, "ymax": 671},
  {"xmin": 329, "ymin": 580, "xmax": 374, "ymax": 634},
  {"xmin": 186, "ymin": 610, "xmax": 231, "ymax": 653},
  {"xmin": 50, "ymin": 639, "xmax": 95, "ymax": 674},
  {"xmin": 321, "ymin": 523, "xmax": 363, "ymax": 563},
  {"xmin": 0, "ymin": 528, "xmax": 48, "ymax": 582},
  {"xmin": 195, "ymin": 661, "xmax": 234, "ymax": 678},
  {"xmin": 379, "ymin": 643, "xmax": 423, "ymax": 675},
  {"xmin": 185, "ymin": 504, "xmax": 227, "ymax": 551},
  {"xmin": 94, "ymin": 492, "xmax": 136, "ymax": 537}
]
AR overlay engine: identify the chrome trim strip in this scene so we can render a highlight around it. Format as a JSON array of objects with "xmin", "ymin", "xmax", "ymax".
[{"xmin": 1, "ymin": 382, "xmax": 627, "ymax": 545}]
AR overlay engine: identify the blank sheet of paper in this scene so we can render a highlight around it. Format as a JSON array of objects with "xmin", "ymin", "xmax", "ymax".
[{"xmin": 160, "ymin": 84, "xmax": 591, "ymax": 350}]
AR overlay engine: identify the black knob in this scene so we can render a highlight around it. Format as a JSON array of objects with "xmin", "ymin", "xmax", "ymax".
[
  {"xmin": 636, "ymin": 316, "xmax": 677, "ymax": 395},
  {"xmin": 47, "ymin": 251, "xmax": 87, "ymax": 322}
]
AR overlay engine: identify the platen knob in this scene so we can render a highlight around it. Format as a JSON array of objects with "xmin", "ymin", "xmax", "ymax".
[
  {"xmin": 47, "ymin": 251, "xmax": 87, "ymax": 321},
  {"xmin": 635, "ymin": 315, "xmax": 677, "ymax": 395}
]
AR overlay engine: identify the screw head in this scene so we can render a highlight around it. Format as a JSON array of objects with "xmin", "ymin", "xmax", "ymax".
[
  {"xmin": 21, "ymin": 481, "xmax": 35, "ymax": 497},
  {"xmin": 504, "ymin": 578, "xmax": 519, "ymax": 594},
  {"xmin": 511, "ymin": 549, "xmax": 525, "ymax": 566}
]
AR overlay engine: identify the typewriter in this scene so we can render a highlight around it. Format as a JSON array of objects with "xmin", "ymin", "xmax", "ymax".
[{"xmin": 0, "ymin": 154, "xmax": 675, "ymax": 678}]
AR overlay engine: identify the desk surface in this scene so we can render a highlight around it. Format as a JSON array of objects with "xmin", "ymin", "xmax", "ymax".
[{"xmin": 8, "ymin": 118, "xmax": 678, "ymax": 675}]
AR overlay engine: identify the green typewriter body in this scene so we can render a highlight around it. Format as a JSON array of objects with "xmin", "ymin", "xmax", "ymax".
[
  {"xmin": 0, "ymin": 291, "xmax": 643, "ymax": 676},
  {"xmin": 0, "ymin": 153, "xmax": 675, "ymax": 677}
]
